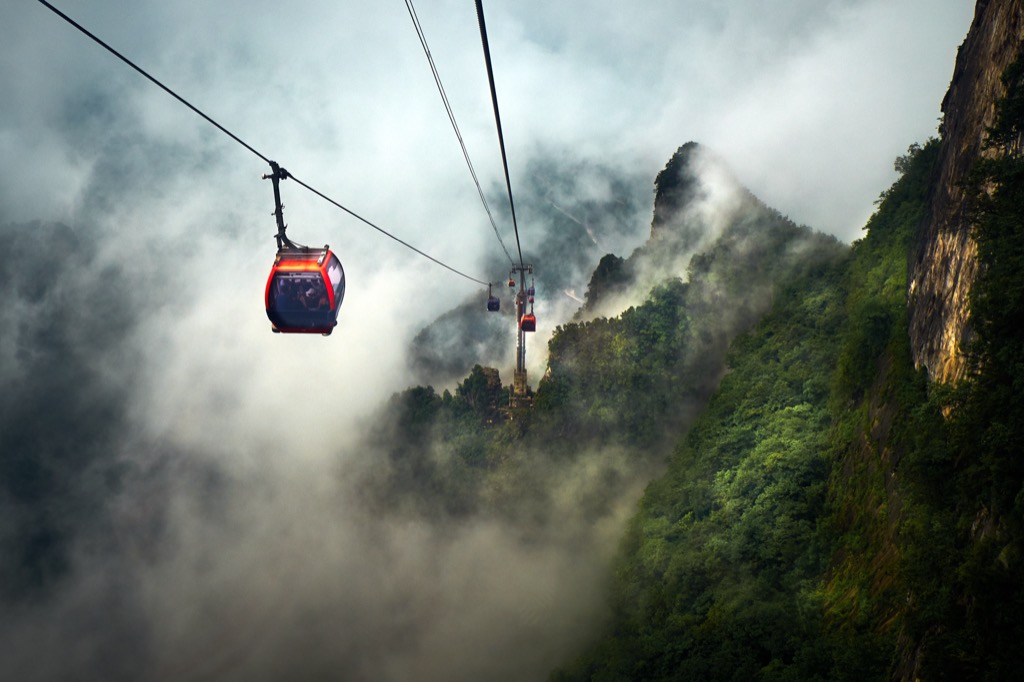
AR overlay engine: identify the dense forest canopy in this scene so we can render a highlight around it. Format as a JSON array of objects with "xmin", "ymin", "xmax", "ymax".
[
  {"xmin": 551, "ymin": 55, "xmax": 1024, "ymax": 680},
  {"xmin": 364, "ymin": 60, "xmax": 1024, "ymax": 676}
]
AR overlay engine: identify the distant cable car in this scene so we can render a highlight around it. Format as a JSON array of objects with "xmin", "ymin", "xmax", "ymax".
[
  {"xmin": 508, "ymin": 276, "xmax": 516, "ymax": 288},
  {"xmin": 265, "ymin": 245, "xmax": 345, "ymax": 335},
  {"xmin": 487, "ymin": 284, "xmax": 500, "ymax": 312},
  {"xmin": 520, "ymin": 312, "xmax": 536, "ymax": 332}
]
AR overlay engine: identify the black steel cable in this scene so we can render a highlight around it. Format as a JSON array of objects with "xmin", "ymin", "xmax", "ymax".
[
  {"xmin": 474, "ymin": 0, "xmax": 524, "ymax": 269},
  {"xmin": 289, "ymin": 173, "xmax": 490, "ymax": 284},
  {"xmin": 403, "ymin": 0, "xmax": 515, "ymax": 268},
  {"xmin": 35, "ymin": 0, "xmax": 493, "ymax": 287}
]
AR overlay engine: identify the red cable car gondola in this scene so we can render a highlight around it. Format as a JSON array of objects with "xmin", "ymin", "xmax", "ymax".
[
  {"xmin": 520, "ymin": 312, "xmax": 536, "ymax": 332},
  {"xmin": 265, "ymin": 245, "xmax": 345, "ymax": 335},
  {"xmin": 262, "ymin": 162, "xmax": 345, "ymax": 336}
]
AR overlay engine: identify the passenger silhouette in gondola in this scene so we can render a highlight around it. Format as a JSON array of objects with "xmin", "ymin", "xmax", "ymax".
[{"xmin": 300, "ymin": 283, "xmax": 327, "ymax": 310}]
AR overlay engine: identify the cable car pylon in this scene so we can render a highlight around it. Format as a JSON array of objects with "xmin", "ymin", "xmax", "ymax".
[{"xmin": 509, "ymin": 263, "xmax": 535, "ymax": 408}]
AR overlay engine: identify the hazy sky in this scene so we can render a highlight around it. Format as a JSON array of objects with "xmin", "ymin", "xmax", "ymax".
[
  {"xmin": 2, "ymin": 0, "xmax": 975, "ymax": 380},
  {"xmin": 0, "ymin": 1, "xmax": 976, "ymax": 679},
  {"xmin": 7, "ymin": 0, "xmax": 972, "ymax": 233}
]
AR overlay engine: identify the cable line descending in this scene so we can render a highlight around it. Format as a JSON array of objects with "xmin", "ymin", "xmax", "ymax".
[
  {"xmin": 472, "ymin": 0, "xmax": 536, "ymax": 407},
  {"xmin": 474, "ymin": 0, "xmax": 524, "ymax": 269},
  {"xmin": 403, "ymin": 0, "xmax": 515, "ymax": 268},
  {"xmin": 35, "ymin": 0, "xmax": 495, "ymax": 306}
]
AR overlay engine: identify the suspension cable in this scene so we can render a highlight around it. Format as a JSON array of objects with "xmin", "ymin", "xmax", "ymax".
[
  {"xmin": 403, "ymin": 0, "xmax": 515, "ymax": 268},
  {"xmin": 474, "ymin": 0, "xmax": 524, "ymax": 269},
  {"xmin": 288, "ymin": 172, "xmax": 490, "ymax": 285},
  {"xmin": 35, "ymin": 0, "xmax": 494, "ymax": 287}
]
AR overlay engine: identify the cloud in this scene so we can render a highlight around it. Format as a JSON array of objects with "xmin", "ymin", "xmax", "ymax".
[
  {"xmin": 6, "ymin": 0, "xmax": 972, "ymax": 235},
  {"xmin": 0, "ymin": 1, "xmax": 974, "ymax": 679}
]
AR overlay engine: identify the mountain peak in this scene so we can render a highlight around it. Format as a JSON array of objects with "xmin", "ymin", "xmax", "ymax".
[{"xmin": 651, "ymin": 142, "xmax": 745, "ymax": 240}]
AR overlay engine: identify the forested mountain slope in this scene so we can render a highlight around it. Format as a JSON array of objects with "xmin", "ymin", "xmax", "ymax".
[
  {"xmin": 553, "ymin": 8, "xmax": 1024, "ymax": 677},
  {"xmin": 363, "ymin": 25, "xmax": 1024, "ymax": 677},
  {"xmin": 356, "ymin": 144, "xmax": 844, "ymax": 525},
  {"xmin": 552, "ymin": 136, "xmax": 940, "ymax": 682}
]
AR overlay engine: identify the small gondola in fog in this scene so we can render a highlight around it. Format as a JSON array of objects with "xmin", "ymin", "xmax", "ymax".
[{"xmin": 487, "ymin": 284, "xmax": 501, "ymax": 312}]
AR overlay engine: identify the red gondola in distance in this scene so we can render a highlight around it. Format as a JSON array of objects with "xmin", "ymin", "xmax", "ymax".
[{"xmin": 265, "ymin": 246, "xmax": 345, "ymax": 335}]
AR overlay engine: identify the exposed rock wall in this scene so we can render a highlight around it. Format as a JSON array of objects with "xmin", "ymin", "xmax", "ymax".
[{"xmin": 908, "ymin": 0, "xmax": 1024, "ymax": 383}]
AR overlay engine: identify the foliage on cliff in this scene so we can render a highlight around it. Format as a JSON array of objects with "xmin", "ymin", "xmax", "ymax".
[
  {"xmin": 359, "ymin": 148, "xmax": 844, "ymax": 525},
  {"xmin": 554, "ymin": 55, "xmax": 1024, "ymax": 680},
  {"xmin": 364, "ymin": 90, "xmax": 1024, "ymax": 677},
  {"xmin": 888, "ymin": 54, "xmax": 1024, "ymax": 680},
  {"xmin": 552, "ymin": 137, "xmax": 943, "ymax": 680}
]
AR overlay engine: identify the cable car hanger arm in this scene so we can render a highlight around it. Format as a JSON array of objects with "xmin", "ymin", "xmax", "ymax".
[{"xmin": 263, "ymin": 161, "xmax": 299, "ymax": 250}]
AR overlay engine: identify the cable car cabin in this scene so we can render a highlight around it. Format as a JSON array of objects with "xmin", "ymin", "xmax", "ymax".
[
  {"xmin": 487, "ymin": 295, "xmax": 501, "ymax": 312},
  {"xmin": 265, "ymin": 247, "xmax": 345, "ymax": 335},
  {"xmin": 520, "ymin": 313, "xmax": 536, "ymax": 332}
]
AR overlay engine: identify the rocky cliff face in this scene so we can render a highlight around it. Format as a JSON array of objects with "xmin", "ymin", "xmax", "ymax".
[{"xmin": 908, "ymin": 0, "xmax": 1024, "ymax": 383}]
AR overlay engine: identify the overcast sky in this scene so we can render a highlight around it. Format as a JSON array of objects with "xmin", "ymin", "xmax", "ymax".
[
  {"xmin": 7, "ymin": 0, "xmax": 973, "ymax": 233},
  {"xmin": 2, "ymin": 0, "xmax": 976, "ymax": 377},
  {"xmin": 1, "ymin": 1, "xmax": 976, "ymax": 679}
]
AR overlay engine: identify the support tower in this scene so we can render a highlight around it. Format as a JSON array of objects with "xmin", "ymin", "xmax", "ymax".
[{"xmin": 510, "ymin": 264, "xmax": 533, "ymax": 409}]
